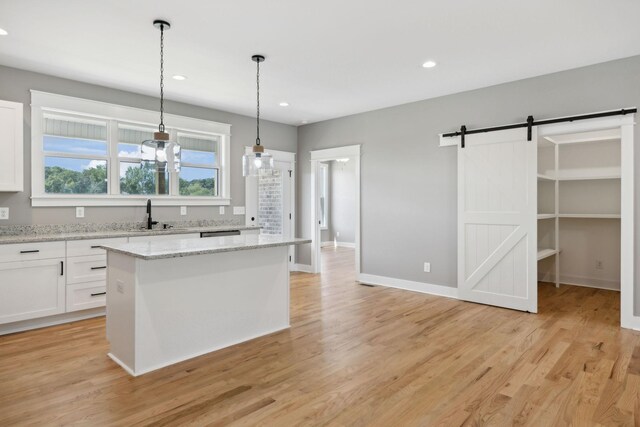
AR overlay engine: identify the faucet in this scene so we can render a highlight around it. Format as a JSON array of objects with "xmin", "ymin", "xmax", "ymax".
[{"xmin": 146, "ymin": 199, "xmax": 158, "ymax": 230}]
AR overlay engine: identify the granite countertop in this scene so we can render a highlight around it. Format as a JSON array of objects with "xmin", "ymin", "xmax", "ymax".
[
  {"xmin": 0, "ymin": 224, "xmax": 260, "ymax": 245},
  {"xmin": 100, "ymin": 235, "xmax": 312, "ymax": 260}
]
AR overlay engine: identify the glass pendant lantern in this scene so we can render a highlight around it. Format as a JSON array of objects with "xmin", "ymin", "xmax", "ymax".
[
  {"xmin": 141, "ymin": 19, "xmax": 181, "ymax": 194},
  {"xmin": 242, "ymin": 55, "xmax": 274, "ymax": 177}
]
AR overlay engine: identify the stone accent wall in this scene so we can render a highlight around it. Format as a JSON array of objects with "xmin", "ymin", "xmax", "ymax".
[{"xmin": 258, "ymin": 170, "xmax": 283, "ymax": 235}]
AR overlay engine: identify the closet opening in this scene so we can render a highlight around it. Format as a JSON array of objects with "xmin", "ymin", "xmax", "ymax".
[{"xmin": 536, "ymin": 126, "xmax": 625, "ymax": 321}]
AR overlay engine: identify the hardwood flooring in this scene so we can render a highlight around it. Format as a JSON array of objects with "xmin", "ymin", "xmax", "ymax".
[{"xmin": 1, "ymin": 246, "xmax": 639, "ymax": 426}]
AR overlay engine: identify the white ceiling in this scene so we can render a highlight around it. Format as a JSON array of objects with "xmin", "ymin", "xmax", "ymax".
[{"xmin": 1, "ymin": 0, "xmax": 639, "ymax": 125}]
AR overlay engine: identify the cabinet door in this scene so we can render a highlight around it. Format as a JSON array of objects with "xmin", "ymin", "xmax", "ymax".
[
  {"xmin": 0, "ymin": 100, "xmax": 23, "ymax": 192},
  {"xmin": 0, "ymin": 258, "xmax": 65, "ymax": 324}
]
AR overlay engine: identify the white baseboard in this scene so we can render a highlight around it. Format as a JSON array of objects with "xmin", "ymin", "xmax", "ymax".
[
  {"xmin": 0, "ymin": 307, "xmax": 106, "ymax": 336},
  {"xmin": 538, "ymin": 273, "xmax": 620, "ymax": 291},
  {"xmin": 358, "ymin": 273, "xmax": 458, "ymax": 299},
  {"xmin": 292, "ymin": 264, "xmax": 313, "ymax": 273},
  {"xmin": 321, "ymin": 241, "xmax": 355, "ymax": 248}
]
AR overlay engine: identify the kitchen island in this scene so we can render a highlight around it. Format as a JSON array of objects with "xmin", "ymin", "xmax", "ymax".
[{"xmin": 101, "ymin": 234, "xmax": 311, "ymax": 376}]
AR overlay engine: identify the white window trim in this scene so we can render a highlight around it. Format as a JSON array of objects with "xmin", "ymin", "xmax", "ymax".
[{"xmin": 30, "ymin": 90, "xmax": 231, "ymax": 207}]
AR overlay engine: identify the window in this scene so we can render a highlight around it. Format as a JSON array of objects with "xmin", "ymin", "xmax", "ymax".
[
  {"xmin": 31, "ymin": 91, "xmax": 231, "ymax": 206},
  {"xmin": 43, "ymin": 115, "xmax": 108, "ymax": 194},
  {"xmin": 319, "ymin": 162, "xmax": 329, "ymax": 229}
]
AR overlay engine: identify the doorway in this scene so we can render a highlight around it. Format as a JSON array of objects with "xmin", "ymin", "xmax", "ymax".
[
  {"xmin": 245, "ymin": 148, "xmax": 296, "ymax": 267},
  {"xmin": 310, "ymin": 145, "xmax": 361, "ymax": 275}
]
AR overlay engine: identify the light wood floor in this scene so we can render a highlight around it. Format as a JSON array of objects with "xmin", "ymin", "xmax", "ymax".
[{"xmin": 1, "ymin": 246, "xmax": 639, "ymax": 426}]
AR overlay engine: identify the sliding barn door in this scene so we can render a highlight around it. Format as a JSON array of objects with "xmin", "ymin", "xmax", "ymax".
[{"xmin": 458, "ymin": 128, "xmax": 537, "ymax": 312}]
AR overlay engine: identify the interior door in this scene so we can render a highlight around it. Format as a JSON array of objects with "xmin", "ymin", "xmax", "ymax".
[
  {"xmin": 458, "ymin": 127, "xmax": 537, "ymax": 312},
  {"xmin": 246, "ymin": 158, "xmax": 294, "ymax": 264}
]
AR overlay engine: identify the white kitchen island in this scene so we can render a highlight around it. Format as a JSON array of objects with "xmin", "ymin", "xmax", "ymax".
[{"xmin": 101, "ymin": 234, "xmax": 310, "ymax": 376}]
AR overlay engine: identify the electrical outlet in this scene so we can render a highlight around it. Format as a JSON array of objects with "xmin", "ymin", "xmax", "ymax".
[
  {"xmin": 596, "ymin": 260, "xmax": 603, "ymax": 270},
  {"xmin": 424, "ymin": 262, "xmax": 431, "ymax": 273},
  {"xmin": 180, "ymin": 206, "xmax": 187, "ymax": 216},
  {"xmin": 75, "ymin": 207, "xmax": 85, "ymax": 218},
  {"xmin": 336, "ymin": 231, "xmax": 340, "ymax": 238},
  {"xmin": 0, "ymin": 207, "xmax": 8, "ymax": 220},
  {"xmin": 219, "ymin": 206, "xmax": 225, "ymax": 215},
  {"xmin": 233, "ymin": 206, "xmax": 245, "ymax": 215}
]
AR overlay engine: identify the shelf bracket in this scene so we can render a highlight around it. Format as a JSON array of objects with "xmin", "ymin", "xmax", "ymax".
[
  {"xmin": 460, "ymin": 125, "xmax": 466, "ymax": 148},
  {"xmin": 527, "ymin": 115, "xmax": 534, "ymax": 141}
]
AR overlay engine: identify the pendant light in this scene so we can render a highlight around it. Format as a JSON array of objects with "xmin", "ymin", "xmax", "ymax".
[
  {"xmin": 141, "ymin": 19, "xmax": 181, "ymax": 187},
  {"xmin": 242, "ymin": 55, "xmax": 274, "ymax": 177}
]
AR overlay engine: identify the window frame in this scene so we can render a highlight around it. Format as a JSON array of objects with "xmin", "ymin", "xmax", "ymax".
[{"xmin": 31, "ymin": 91, "xmax": 231, "ymax": 207}]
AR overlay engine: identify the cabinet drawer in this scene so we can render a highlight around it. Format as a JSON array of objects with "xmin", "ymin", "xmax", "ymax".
[
  {"xmin": 66, "ymin": 283, "xmax": 106, "ymax": 312},
  {"xmin": 66, "ymin": 254, "xmax": 108, "ymax": 285},
  {"xmin": 66, "ymin": 237, "xmax": 127, "ymax": 258},
  {"xmin": 128, "ymin": 233, "xmax": 200, "ymax": 243},
  {"xmin": 0, "ymin": 241, "xmax": 65, "ymax": 263}
]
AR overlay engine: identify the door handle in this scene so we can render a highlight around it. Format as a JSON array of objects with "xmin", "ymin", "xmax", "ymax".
[
  {"xmin": 91, "ymin": 266, "xmax": 107, "ymax": 270},
  {"xmin": 20, "ymin": 249, "xmax": 40, "ymax": 254},
  {"xmin": 90, "ymin": 245, "xmax": 101, "ymax": 249},
  {"xmin": 60, "ymin": 261, "xmax": 64, "ymax": 276},
  {"xmin": 90, "ymin": 292, "xmax": 106, "ymax": 297}
]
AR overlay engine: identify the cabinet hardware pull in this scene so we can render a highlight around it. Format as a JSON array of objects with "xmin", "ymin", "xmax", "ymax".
[
  {"xmin": 90, "ymin": 245, "xmax": 101, "ymax": 249},
  {"xmin": 90, "ymin": 292, "xmax": 106, "ymax": 297},
  {"xmin": 20, "ymin": 250, "xmax": 40, "ymax": 254},
  {"xmin": 60, "ymin": 261, "xmax": 64, "ymax": 276},
  {"xmin": 91, "ymin": 266, "xmax": 107, "ymax": 270}
]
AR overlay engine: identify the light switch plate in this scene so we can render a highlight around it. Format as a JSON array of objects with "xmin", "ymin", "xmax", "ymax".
[
  {"xmin": 424, "ymin": 262, "xmax": 431, "ymax": 273},
  {"xmin": 0, "ymin": 207, "xmax": 8, "ymax": 220},
  {"xmin": 219, "ymin": 206, "xmax": 225, "ymax": 215},
  {"xmin": 180, "ymin": 206, "xmax": 187, "ymax": 216},
  {"xmin": 76, "ymin": 207, "xmax": 85, "ymax": 218},
  {"xmin": 233, "ymin": 206, "xmax": 245, "ymax": 215}
]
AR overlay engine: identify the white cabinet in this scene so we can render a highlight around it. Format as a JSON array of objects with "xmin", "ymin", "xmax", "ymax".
[
  {"xmin": 0, "ymin": 100, "xmax": 24, "ymax": 192},
  {"xmin": 66, "ymin": 282, "xmax": 106, "ymax": 312},
  {"xmin": 0, "ymin": 258, "xmax": 65, "ymax": 324}
]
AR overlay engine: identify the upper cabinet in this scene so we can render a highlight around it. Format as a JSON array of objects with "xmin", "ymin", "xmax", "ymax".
[{"xmin": 0, "ymin": 100, "xmax": 24, "ymax": 192}]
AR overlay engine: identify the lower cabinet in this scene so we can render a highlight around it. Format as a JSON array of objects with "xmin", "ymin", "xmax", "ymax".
[
  {"xmin": 66, "ymin": 282, "xmax": 106, "ymax": 312},
  {"xmin": 0, "ymin": 258, "xmax": 65, "ymax": 324}
]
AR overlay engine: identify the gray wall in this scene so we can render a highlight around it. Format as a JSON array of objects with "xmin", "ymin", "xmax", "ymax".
[
  {"xmin": 296, "ymin": 55, "xmax": 640, "ymax": 309},
  {"xmin": 328, "ymin": 159, "xmax": 356, "ymax": 244},
  {"xmin": 0, "ymin": 65, "xmax": 297, "ymax": 225}
]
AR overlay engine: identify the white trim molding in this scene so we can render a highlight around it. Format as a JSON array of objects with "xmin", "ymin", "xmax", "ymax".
[
  {"xmin": 358, "ymin": 274, "xmax": 459, "ymax": 299},
  {"xmin": 30, "ymin": 91, "xmax": 232, "ymax": 207},
  {"xmin": 292, "ymin": 264, "xmax": 313, "ymax": 273}
]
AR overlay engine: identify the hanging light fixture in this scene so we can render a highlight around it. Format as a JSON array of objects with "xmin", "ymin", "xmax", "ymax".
[
  {"xmin": 243, "ymin": 55, "xmax": 274, "ymax": 177},
  {"xmin": 141, "ymin": 19, "xmax": 181, "ymax": 193}
]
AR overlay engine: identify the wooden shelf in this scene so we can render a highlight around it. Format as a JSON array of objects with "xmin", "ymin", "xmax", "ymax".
[
  {"xmin": 537, "ymin": 174, "xmax": 555, "ymax": 181},
  {"xmin": 558, "ymin": 214, "xmax": 621, "ymax": 219},
  {"xmin": 537, "ymin": 248, "xmax": 558, "ymax": 261},
  {"xmin": 537, "ymin": 214, "xmax": 556, "ymax": 220}
]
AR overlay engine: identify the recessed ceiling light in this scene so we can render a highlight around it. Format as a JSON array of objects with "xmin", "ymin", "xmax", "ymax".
[
  {"xmin": 172, "ymin": 75, "xmax": 187, "ymax": 81},
  {"xmin": 279, "ymin": 102, "xmax": 289, "ymax": 107},
  {"xmin": 0, "ymin": 28, "xmax": 8, "ymax": 36},
  {"xmin": 422, "ymin": 60, "xmax": 437, "ymax": 68},
  {"xmin": 301, "ymin": 120, "xmax": 308, "ymax": 124}
]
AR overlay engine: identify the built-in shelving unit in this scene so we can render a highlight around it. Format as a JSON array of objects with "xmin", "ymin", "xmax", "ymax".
[{"xmin": 537, "ymin": 131, "xmax": 621, "ymax": 290}]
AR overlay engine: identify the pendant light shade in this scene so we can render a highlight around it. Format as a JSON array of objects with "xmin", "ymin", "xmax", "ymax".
[
  {"xmin": 243, "ymin": 55, "xmax": 274, "ymax": 177},
  {"xmin": 141, "ymin": 19, "xmax": 181, "ymax": 178}
]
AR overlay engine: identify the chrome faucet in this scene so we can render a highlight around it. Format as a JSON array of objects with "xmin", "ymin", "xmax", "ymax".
[{"xmin": 146, "ymin": 199, "xmax": 158, "ymax": 230}]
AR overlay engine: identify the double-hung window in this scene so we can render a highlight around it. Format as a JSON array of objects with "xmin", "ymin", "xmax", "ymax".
[
  {"xmin": 43, "ymin": 114, "xmax": 109, "ymax": 195},
  {"xmin": 31, "ymin": 91, "xmax": 231, "ymax": 206}
]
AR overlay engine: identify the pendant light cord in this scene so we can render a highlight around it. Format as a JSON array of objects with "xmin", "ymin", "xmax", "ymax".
[
  {"xmin": 159, "ymin": 22, "xmax": 165, "ymax": 133},
  {"xmin": 256, "ymin": 58, "xmax": 261, "ymax": 145}
]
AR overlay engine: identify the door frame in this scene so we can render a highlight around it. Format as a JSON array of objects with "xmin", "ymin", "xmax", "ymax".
[
  {"xmin": 536, "ymin": 114, "xmax": 635, "ymax": 329},
  {"xmin": 244, "ymin": 147, "xmax": 296, "ymax": 267},
  {"xmin": 310, "ymin": 145, "xmax": 361, "ymax": 275}
]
